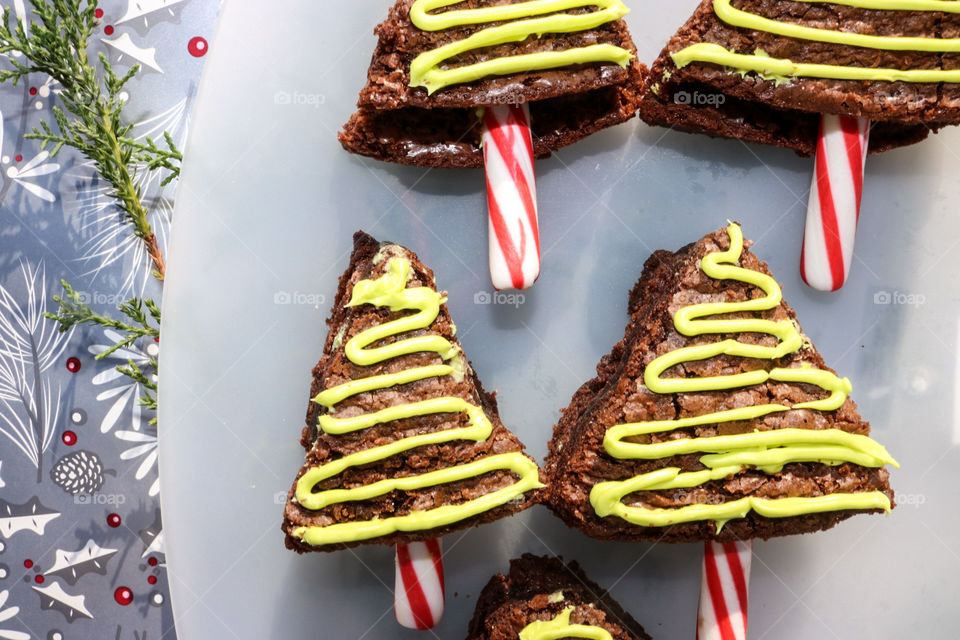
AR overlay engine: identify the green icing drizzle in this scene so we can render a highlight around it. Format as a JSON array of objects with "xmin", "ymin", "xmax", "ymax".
[
  {"xmin": 672, "ymin": 44, "xmax": 960, "ymax": 84},
  {"xmin": 716, "ymin": 0, "xmax": 960, "ymax": 52},
  {"xmin": 519, "ymin": 607, "xmax": 613, "ymax": 640},
  {"xmin": 292, "ymin": 257, "xmax": 542, "ymax": 546},
  {"xmin": 588, "ymin": 223, "xmax": 898, "ymax": 530},
  {"xmin": 671, "ymin": 0, "xmax": 960, "ymax": 82},
  {"xmin": 408, "ymin": 0, "xmax": 633, "ymax": 94}
]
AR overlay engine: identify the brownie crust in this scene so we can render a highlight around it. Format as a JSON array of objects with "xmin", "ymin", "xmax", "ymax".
[
  {"xmin": 282, "ymin": 232, "xmax": 543, "ymax": 553},
  {"xmin": 340, "ymin": 64, "xmax": 644, "ymax": 168},
  {"xmin": 466, "ymin": 554, "xmax": 652, "ymax": 640},
  {"xmin": 638, "ymin": 0, "xmax": 960, "ymax": 154},
  {"xmin": 544, "ymin": 227, "xmax": 894, "ymax": 543},
  {"xmin": 339, "ymin": 0, "xmax": 646, "ymax": 167}
]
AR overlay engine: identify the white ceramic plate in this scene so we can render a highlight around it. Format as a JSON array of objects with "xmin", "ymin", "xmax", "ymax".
[{"xmin": 159, "ymin": 2, "xmax": 960, "ymax": 638}]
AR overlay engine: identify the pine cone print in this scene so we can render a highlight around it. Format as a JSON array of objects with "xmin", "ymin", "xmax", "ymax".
[{"xmin": 50, "ymin": 450, "xmax": 109, "ymax": 496}]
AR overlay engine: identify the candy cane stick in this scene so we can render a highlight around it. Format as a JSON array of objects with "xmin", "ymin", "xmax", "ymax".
[
  {"xmin": 800, "ymin": 114, "xmax": 871, "ymax": 292},
  {"xmin": 482, "ymin": 103, "xmax": 541, "ymax": 291},
  {"xmin": 697, "ymin": 540, "xmax": 752, "ymax": 640},
  {"xmin": 395, "ymin": 539, "xmax": 445, "ymax": 630}
]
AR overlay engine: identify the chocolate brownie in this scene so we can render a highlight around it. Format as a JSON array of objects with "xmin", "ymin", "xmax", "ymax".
[
  {"xmin": 339, "ymin": 0, "xmax": 646, "ymax": 167},
  {"xmin": 466, "ymin": 554, "xmax": 652, "ymax": 640},
  {"xmin": 638, "ymin": 0, "xmax": 960, "ymax": 154},
  {"xmin": 545, "ymin": 225, "xmax": 896, "ymax": 543},
  {"xmin": 282, "ymin": 232, "xmax": 543, "ymax": 552}
]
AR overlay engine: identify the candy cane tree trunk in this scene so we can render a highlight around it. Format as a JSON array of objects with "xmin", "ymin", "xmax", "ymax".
[
  {"xmin": 697, "ymin": 540, "xmax": 752, "ymax": 640},
  {"xmin": 395, "ymin": 539, "xmax": 445, "ymax": 630},
  {"xmin": 483, "ymin": 103, "xmax": 541, "ymax": 291},
  {"xmin": 801, "ymin": 114, "xmax": 870, "ymax": 292}
]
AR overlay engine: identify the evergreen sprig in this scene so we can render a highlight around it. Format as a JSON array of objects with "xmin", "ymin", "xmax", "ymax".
[
  {"xmin": 129, "ymin": 131, "xmax": 182, "ymax": 186},
  {"xmin": 0, "ymin": 0, "xmax": 178, "ymax": 424},
  {"xmin": 46, "ymin": 281, "xmax": 160, "ymax": 422},
  {"xmin": 117, "ymin": 359, "xmax": 159, "ymax": 424},
  {"xmin": 0, "ymin": 0, "xmax": 179, "ymax": 278}
]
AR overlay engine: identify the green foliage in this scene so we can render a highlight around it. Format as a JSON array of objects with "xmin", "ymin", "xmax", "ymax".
[
  {"xmin": 46, "ymin": 281, "xmax": 160, "ymax": 423},
  {"xmin": 0, "ymin": 0, "xmax": 177, "ymax": 276},
  {"xmin": 0, "ymin": 1, "xmax": 181, "ymax": 423}
]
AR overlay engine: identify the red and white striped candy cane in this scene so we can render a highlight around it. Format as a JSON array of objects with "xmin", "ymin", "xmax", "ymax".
[
  {"xmin": 482, "ymin": 103, "xmax": 541, "ymax": 291},
  {"xmin": 697, "ymin": 540, "xmax": 752, "ymax": 640},
  {"xmin": 800, "ymin": 114, "xmax": 871, "ymax": 292},
  {"xmin": 395, "ymin": 539, "xmax": 444, "ymax": 630}
]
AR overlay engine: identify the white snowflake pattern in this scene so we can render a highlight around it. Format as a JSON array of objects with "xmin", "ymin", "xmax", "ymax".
[
  {"xmin": 0, "ymin": 94, "xmax": 59, "ymax": 200},
  {"xmin": 0, "ymin": 589, "xmax": 29, "ymax": 640},
  {"xmin": 89, "ymin": 329, "xmax": 159, "ymax": 496},
  {"xmin": 88, "ymin": 329, "xmax": 158, "ymax": 434},
  {"xmin": 4, "ymin": 151, "xmax": 60, "ymax": 203},
  {"xmin": 115, "ymin": 428, "xmax": 158, "ymax": 497}
]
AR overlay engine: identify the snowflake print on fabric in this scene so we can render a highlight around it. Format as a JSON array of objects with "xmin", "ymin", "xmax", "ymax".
[
  {"xmin": 89, "ymin": 329, "xmax": 160, "ymax": 494},
  {"xmin": 88, "ymin": 330, "xmax": 158, "ymax": 434},
  {"xmin": 0, "ymin": 109, "xmax": 61, "ymax": 203},
  {"xmin": 115, "ymin": 428, "xmax": 159, "ymax": 497},
  {"xmin": 0, "ymin": 1, "xmax": 222, "ymax": 637},
  {"xmin": 31, "ymin": 75, "xmax": 60, "ymax": 102},
  {"xmin": 4, "ymin": 150, "xmax": 60, "ymax": 202},
  {"xmin": 0, "ymin": 589, "xmax": 29, "ymax": 640}
]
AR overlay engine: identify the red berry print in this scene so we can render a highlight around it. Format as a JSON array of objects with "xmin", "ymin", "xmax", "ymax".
[
  {"xmin": 61, "ymin": 431, "xmax": 77, "ymax": 446},
  {"xmin": 95, "ymin": 8, "xmax": 104, "ymax": 18},
  {"xmin": 14, "ymin": 155, "xmax": 22, "ymax": 163},
  {"xmin": 107, "ymin": 513, "xmax": 122, "ymax": 528},
  {"xmin": 66, "ymin": 357, "xmax": 81, "ymax": 373},
  {"xmin": 187, "ymin": 36, "xmax": 208, "ymax": 57},
  {"xmin": 29, "ymin": 87, "xmax": 37, "ymax": 96},
  {"xmin": 23, "ymin": 559, "xmax": 33, "ymax": 569},
  {"xmin": 147, "ymin": 575, "xmax": 157, "ymax": 585},
  {"xmin": 104, "ymin": 25, "xmax": 114, "ymax": 35},
  {"xmin": 34, "ymin": 575, "xmax": 44, "ymax": 584},
  {"xmin": 114, "ymin": 586, "xmax": 133, "ymax": 605},
  {"xmin": 148, "ymin": 557, "xmax": 158, "ymax": 567}
]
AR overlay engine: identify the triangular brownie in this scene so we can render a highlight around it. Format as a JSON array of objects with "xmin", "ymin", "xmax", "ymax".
[
  {"xmin": 283, "ymin": 232, "xmax": 543, "ymax": 552},
  {"xmin": 638, "ymin": 1, "xmax": 960, "ymax": 154},
  {"xmin": 466, "ymin": 554, "xmax": 652, "ymax": 640},
  {"xmin": 339, "ymin": 0, "xmax": 645, "ymax": 168},
  {"xmin": 545, "ymin": 223, "xmax": 897, "ymax": 542}
]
